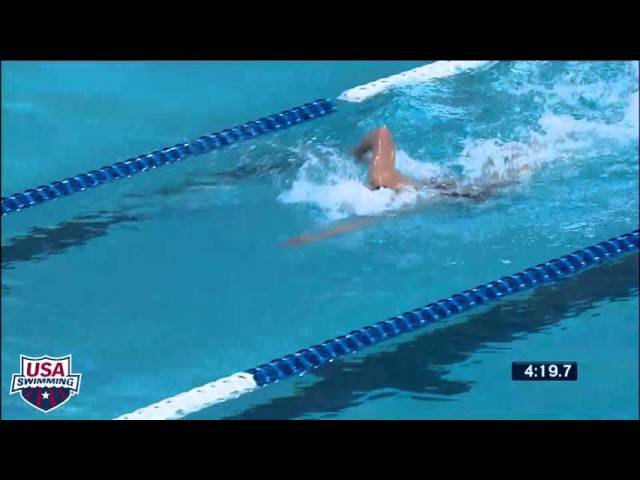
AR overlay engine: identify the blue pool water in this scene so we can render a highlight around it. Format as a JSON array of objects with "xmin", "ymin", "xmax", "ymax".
[{"xmin": 2, "ymin": 61, "xmax": 638, "ymax": 420}]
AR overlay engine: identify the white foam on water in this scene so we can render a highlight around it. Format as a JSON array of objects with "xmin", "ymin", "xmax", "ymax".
[
  {"xmin": 455, "ymin": 108, "xmax": 638, "ymax": 187},
  {"xmin": 280, "ymin": 102, "xmax": 638, "ymax": 221},
  {"xmin": 278, "ymin": 148, "xmax": 449, "ymax": 220},
  {"xmin": 624, "ymin": 90, "xmax": 639, "ymax": 127},
  {"xmin": 436, "ymin": 62, "xmax": 639, "ymax": 186},
  {"xmin": 281, "ymin": 61, "xmax": 639, "ymax": 221}
]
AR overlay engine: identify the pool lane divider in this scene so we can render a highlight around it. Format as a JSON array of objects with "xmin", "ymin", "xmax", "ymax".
[
  {"xmin": 1, "ymin": 99, "xmax": 337, "ymax": 216},
  {"xmin": 338, "ymin": 61, "xmax": 495, "ymax": 103},
  {"xmin": 115, "ymin": 229, "xmax": 639, "ymax": 420}
]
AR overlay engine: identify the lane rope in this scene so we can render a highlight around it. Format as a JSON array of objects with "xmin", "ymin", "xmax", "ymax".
[
  {"xmin": 338, "ymin": 61, "xmax": 495, "ymax": 103},
  {"xmin": 115, "ymin": 229, "xmax": 639, "ymax": 420},
  {"xmin": 1, "ymin": 99, "xmax": 337, "ymax": 216}
]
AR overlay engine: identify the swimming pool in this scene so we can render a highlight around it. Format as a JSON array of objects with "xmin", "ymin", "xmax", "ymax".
[{"xmin": 2, "ymin": 60, "xmax": 638, "ymax": 419}]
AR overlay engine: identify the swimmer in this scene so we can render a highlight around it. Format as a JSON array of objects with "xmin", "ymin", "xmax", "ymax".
[
  {"xmin": 353, "ymin": 126, "xmax": 493, "ymax": 199},
  {"xmin": 284, "ymin": 126, "xmax": 532, "ymax": 247}
]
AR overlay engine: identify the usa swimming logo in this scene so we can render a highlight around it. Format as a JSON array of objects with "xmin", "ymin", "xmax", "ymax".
[{"xmin": 10, "ymin": 355, "xmax": 82, "ymax": 413}]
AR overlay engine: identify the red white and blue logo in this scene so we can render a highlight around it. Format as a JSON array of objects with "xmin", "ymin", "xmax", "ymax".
[{"xmin": 10, "ymin": 355, "xmax": 82, "ymax": 413}]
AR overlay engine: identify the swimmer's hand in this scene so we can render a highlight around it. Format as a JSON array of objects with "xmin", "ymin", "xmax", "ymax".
[
  {"xmin": 352, "ymin": 147, "xmax": 372, "ymax": 163},
  {"xmin": 282, "ymin": 234, "xmax": 319, "ymax": 247}
]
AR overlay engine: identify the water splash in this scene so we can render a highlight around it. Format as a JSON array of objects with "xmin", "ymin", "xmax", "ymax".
[{"xmin": 279, "ymin": 61, "xmax": 638, "ymax": 221}]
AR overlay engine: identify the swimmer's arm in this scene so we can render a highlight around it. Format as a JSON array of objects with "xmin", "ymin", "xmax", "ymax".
[{"xmin": 283, "ymin": 217, "xmax": 378, "ymax": 247}]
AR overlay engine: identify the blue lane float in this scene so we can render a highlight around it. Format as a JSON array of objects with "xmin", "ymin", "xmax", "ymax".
[
  {"xmin": 116, "ymin": 229, "xmax": 639, "ymax": 419},
  {"xmin": 1, "ymin": 99, "xmax": 337, "ymax": 216}
]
